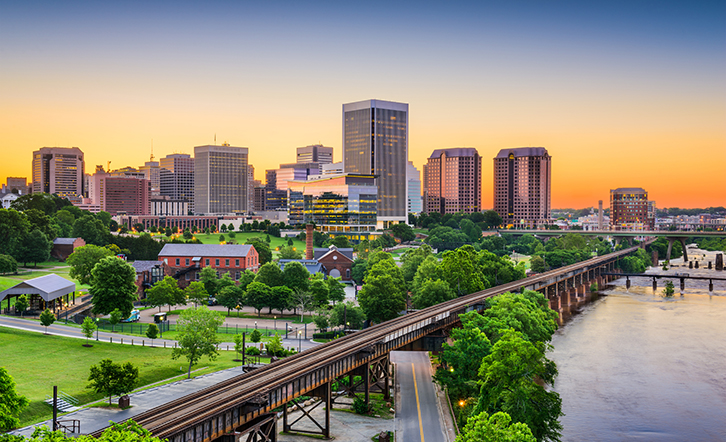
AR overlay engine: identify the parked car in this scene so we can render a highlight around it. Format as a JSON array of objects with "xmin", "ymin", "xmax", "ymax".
[
  {"xmin": 208, "ymin": 297, "xmax": 218, "ymax": 306},
  {"xmin": 121, "ymin": 309, "xmax": 140, "ymax": 323}
]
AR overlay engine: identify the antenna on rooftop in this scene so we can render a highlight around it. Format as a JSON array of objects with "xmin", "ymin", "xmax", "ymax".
[
  {"xmin": 150, "ymin": 139, "xmax": 155, "ymax": 161},
  {"xmin": 214, "ymin": 134, "xmax": 217, "ymax": 145}
]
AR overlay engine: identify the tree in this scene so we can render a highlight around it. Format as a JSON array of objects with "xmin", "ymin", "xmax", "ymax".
[
  {"xmin": 412, "ymin": 279, "xmax": 456, "ymax": 309},
  {"xmin": 266, "ymin": 334, "xmax": 285, "ymax": 357},
  {"xmin": 22, "ymin": 419, "xmax": 167, "ymax": 442},
  {"xmin": 411, "ymin": 255, "xmax": 445, "ymax": 296},
  {"xmin": 0, "ymin": 367, "xmax": 29, "ymax": 431},
  {"xmin": 460, "ymin": 219, "xmax": 483, "ymax": 243},
  {"xmin": 87, "ymin": 359, "xmax": 139, "ymax": 405},
  {"xmin": 475, "ymin": 330, "xmax": 563, "ymax": 442},
  {"xmin": 351, "ymin": 258, "xmax": 368, "ymax": 284},
  {"xmin": 280, "ymin": 261, "xmax": 308, "ymax": 292},
  {"xmin": 455, "ymin": 411, "xmax": 535, "ymax": 442},
  {"xmin": 67, "ymin": 244, "xmax": 114, "ymax": 285},
  {"xmin": 245, "ymin": 281, "xmax": 272, "ymax": 316},
  {"xmin": 220, "ymin": 224, "xmax": 227, "ymax": 233},
  {"xmin": 0, "ymin": 254, "xmax": 18, "ymax": 275},
  {"xmin": 183, "ymin": 228, "xmax": 192, "ymax": 240},
  {"xmin": 482, "ymin": 210, "xmax": 503, "ymax": 229},
  {"xmin": 199, "ymin": 266, "xmax": 219, "ymax": 297},
  {"xmin": 478, "ymin": 291, "xmax": 558, "ymax": 344},
  {"xmin": 89, "ymin": 256, "xmax": 138, "ymax": 318},
  {"xmin": 14, "ymin": 295, "xmax": 29, "ymax": 318},
  {"xmin": 439, "ymin": 245, "xmax": 488, "ymax": 296},
  {"xmin": 269, "ymin": 286, "xmax": 293, "ymax": 315},
  {"xmin": 530, "ymin": 256, "xmax": 547, "ymax": 273},
  {"xmin": 233, "ymin": 333, "xmax": 245, "ymax": 361},
  {"xmin": 326, "ymin": 276, "xmax": 346, "ymax": 305},
  {"xmin": 330, "ymin": 301, "xmax": 366, "ymax": 329},
  {"xmin": 246, "ymin": 238, "xmax": 272, "ymax": 264},
  {"xmin": 72, "ymin": 215, "xmax": 111, "ymax": 246},
  {"xmin": 39, "ymin": 309, "xmax": 55, "ymax": 333},
  {"xmin": 145, "ymin": 276, "xmax": 184, "ymax": 312},
  {"xmin": 219, "ymin": 234, "xmax": 225, "ymax": 242},
  {"xmin": 663, "ymin": 280, "xmax": 675, "ymax": 297},
  {"xmin": 358, "ymin": 259, "xmax": 406, "ymax": 324},
  {"xmin": 218, "ymin": 284, "xmax": 245, "ymax": 316},
  {"xmin": 331, "ymin": 235, "xmax": 351, "ymax": 248},
  {"xmin": 255, "ymin": 262, "xmax": 283, "ymax": 287},
  {"xmin": 185, "ymin": 281, "xmax": 209, "ymax": 308},
  {"xmin": 0, "ymin": 209, "xmax": 29, "ymax": 259},
  {"xmin": 25, "ymin": 209, "xmax": 56, "ymax": 240},
  {"xmin": 313, "ymin": 308, "xmax": 330, "ymax": 331},
  {"xmin": 292, "ymin": 289, "xmax": 314, "ymax": 322},
  {"xmin": 172, "ymin": 307, "xmax": 225, "ymax": 378},
  {"xmin": 17, "ymin": 229, "xmax": 51, "ymax": 267},
  {"xmin": 279, "ymin": 245, "xmax": 302, "ymax": 259},
  {"xmin": 145, "ymin": 323, "xmax": 159, "ymax": 346},
  {"xmin": 310, "ymin": 277, "xmax": 329, "ymax": 308},
  {"xmin": 391, "ymin": 223, "xmax": 416, "ymax": 242},
  {"xmin": 81, "ymin": 316, "xmax": 97, "ymax": 345},
  {"xmin": 109, "ymin": 309, "xmax": 123, "ymax": 332}
]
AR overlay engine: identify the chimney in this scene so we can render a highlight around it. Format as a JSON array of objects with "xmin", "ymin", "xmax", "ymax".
[
  {"xmin": 598, "ymin": 200, "xmax": 603, "ymax": 230},
  {"xmin": 306, "ymin": 224, "xmax": 314, "ymax": 260}
]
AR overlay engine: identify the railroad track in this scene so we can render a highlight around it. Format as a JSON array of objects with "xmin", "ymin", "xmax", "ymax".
[{"xmin": 94, "ymin": 245, "xmax": 638, "ymax": 438}]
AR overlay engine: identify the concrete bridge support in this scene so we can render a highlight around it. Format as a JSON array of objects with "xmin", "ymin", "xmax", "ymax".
[{"xmin": 666, "ymin": 237, "xmax": 688, "ymax": 262}]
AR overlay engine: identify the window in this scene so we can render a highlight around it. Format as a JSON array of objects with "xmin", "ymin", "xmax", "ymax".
[
  {"xmin": 205, "ymin": 258, "xmax": 210, "ymax": 266},
  {"xmin": 195, "ymin": 272, "xmax": 200, "ymax": 280},
  {"xmin": 185, "ymin": 273, "xmax": 190, "ymax": 280},
  {"xmin": 185, "ymin": 258, "xmax": 189, "ymax": 266},
  {"xmin": 215, "ymin": 259, "xmax": 220, "ymax": 266},
  {"xmin": 175, "ymin": 258, "xmax": 180, "ymax": 266},
  {"xmin": 236, "ymin": 271, "xmax": 240, "ymax": 280},
  {"xmin": 225, "ymin": 259, "xmax": 229, "ymax": 267},
  {"xmin": 235, "ymin": 259, "xmax": 240, "ymax": 267}
]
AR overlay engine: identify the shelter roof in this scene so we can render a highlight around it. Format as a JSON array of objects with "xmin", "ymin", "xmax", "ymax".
[
  {"xmin": 314, "ymin": 246, "xmax": 354, "ymax": 261},
  {"xmin": 0, "ymin": 274, "xmax": 75, "ymax": 303},
  {"xmin": 53, "ymin": 237, "xmax": 79, "ymax": 245},
  {"xmin": 278, "ymin": 259, "xmax": 324, "ymax": 275}
]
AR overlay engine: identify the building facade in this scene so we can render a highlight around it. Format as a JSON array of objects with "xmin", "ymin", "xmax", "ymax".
[
  {"xmin": 407, "ymin": 161, "xmax": 423, "ymax": 215},
  {"xmin": 32, "ymin": 147, "xmax": 85, "ymax": 198},
  {"xmin": 160, "ymin": 153, "xmax": 195, "ymax": 212},
  {"xmin": 102, "ymin": 177, "xmax": 151, "ymax": 215},
  {"xmin": 150, "ymin": 198, "xmax": 189, "ymax": 216},
  {"xmin": 343, "ymin": 99, "xmax": 408, "ymax": 228},
  {"xmin": 158, "ymin": 244, "xmax": 260, "ymax": 288},
  {"xmin": 610, "ymin": 188, "xmax": 655, "ymax": 230},
  {"xmin": 296, "ymin": 144, "xmax": 334, "ymax": 164},
  {"xmin": 493, "ymin": 147, "xmax": 551, "ymax": 228},
  {"xmin": 423, "ymin": 148, "xmax": 481, "ymax": 214},
  {"xmin": 3, "ymin": 177, "xmax": 29, "ymax": 196},
  {"xmin": 194, "ymin": 144, "xmax": 248, "ymax": 214},
  {"xmin": 139, "ymin": 160, "xmax": 160, "ymax": 196}
]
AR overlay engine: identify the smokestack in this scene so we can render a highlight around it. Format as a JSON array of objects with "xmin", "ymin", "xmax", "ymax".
[
  {"xmin": 598, "ymin": 200, "xmax": 603, "ymax": 230},
  {"xmin": 306, "ymin": 224, "xmax": 314, "ymax": 260}
]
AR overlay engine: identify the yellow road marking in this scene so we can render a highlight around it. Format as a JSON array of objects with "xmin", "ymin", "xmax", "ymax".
[{"xmin": 412, "ymin": 362, "xmax": 425, "ymax": 442}]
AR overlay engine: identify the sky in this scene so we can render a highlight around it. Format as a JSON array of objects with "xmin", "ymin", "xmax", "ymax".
[{"xmin": 1, "ymin": 0, "xmax": 724, "ymax": 209}]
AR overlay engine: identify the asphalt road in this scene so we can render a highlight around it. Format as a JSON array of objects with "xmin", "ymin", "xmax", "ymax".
[{"xmin": 391, "ymin": 351, "xmax": 447, "ymax": 442}]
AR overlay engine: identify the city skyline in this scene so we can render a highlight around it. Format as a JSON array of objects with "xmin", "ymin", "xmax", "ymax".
[{"xmin": 1, "ymin": 1, "xmax": 724, "ymax": 209}]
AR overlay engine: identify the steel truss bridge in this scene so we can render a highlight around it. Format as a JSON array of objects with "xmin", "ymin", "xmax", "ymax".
[{"xmin": 91, "ymin": 245, "xmax": 644, "ymax": 442}]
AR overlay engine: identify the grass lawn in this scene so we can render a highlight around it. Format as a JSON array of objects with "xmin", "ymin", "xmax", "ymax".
[
  {"xmin": 0, "ymin": 267, "xmax": 89, "ymax": 292},
  {"xmin": 0, "ymin": 326, "xmax": 266, "ymax": 428}
]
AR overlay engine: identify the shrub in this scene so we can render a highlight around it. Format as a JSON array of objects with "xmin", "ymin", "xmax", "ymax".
[
  {"xmin": 245, "ymin": 347, "xmax": 261, "ymax": 356},
  {"xmin": 352, "ymin": 396, "xmax": 370, "ymax": 414}
]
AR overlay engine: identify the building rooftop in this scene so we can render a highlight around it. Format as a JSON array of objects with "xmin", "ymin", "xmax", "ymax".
[
  {"xmin": 131, "ymin": 260, "xmax": 163, "ymax": 273},
  {"xmin": 53, "ymin": 237, "xmax": 79, "ymax": 245},
  {"xmin": 495, "ymin": 147, "xmax": 549, "ymax": 158},
  {"xmin": 611, "ymin": 188, "xmax": 647, "ymax": 193},
  {"xmin": 158, "ymin": 244, "xmax": 255, "ymax": 258},
  {"xmin": 429, "ymin": 148, "xmax": 479, "ymax": 159}
]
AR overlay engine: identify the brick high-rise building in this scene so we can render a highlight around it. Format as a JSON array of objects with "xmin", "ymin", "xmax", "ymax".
[
  {"xmin": 194, "ymin": 144, "xmax": 248, "ymax": 214},
  {"xmin": 102, "ymin": 177, "xmax": 151, "ymax": 215},
  {"xmin": 32, "ymin": 147, "xmax": 85, "ymax": 198},
  {"xmin": 493, "ymin": 147, "xmax": 551, "ymax": 228},
  {"xmin": 610, "ymin": 188, "xmax": 655, "ymax": 230},
  {"xmin": 423, "ymin": 148, "xmax": 481, "ymax": 214}
]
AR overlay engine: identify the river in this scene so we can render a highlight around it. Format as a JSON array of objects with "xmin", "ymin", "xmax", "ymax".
[{"xmin": 550, "ymin": 277, "xmax": 726, "ymax": 441}]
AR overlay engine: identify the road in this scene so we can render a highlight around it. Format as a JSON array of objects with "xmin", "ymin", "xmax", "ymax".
[{"xmin": 391, "ymin": 351, "xmax": 447, "ymax": 442}]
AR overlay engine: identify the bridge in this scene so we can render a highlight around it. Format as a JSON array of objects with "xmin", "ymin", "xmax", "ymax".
[
  {"xmin": 91, "ymin": 246, "xmax": 643, "ymax": 442},
  {"xmin": 500, "ymin": 229, "xmax": 726, "ymax": 262}
]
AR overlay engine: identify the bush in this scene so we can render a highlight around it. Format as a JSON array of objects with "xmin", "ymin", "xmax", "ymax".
[
  {"xmin": 245, "ymin": 346, "xmax": 261, "ymax": 356},
  {"xmin": 352, "ymin": 396, "xmax": 370, "ymax": 414},
  {"xmin": 312, "ymin": 331, "xmax": 345, "ymax": 340}
]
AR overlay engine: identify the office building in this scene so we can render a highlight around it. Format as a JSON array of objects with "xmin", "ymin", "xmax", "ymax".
[
  {"xmin": 610, "ymin": 188, "xmax": 655, "ymax": 230},
  {"xmin": 407, "ymin": 161, "xmax": 423, "ymax": 215},
  {"xmin": 493, "ymin": 147, "xmax": 551, "ymax": 228},
  {"xmin": 296, "ymin": 144, "xmax": 334, "ymax": 164},
  {"xmin": 160, "ymin": 153, "xmax": 195, "ymax": 213},
  {"xmin": 2, "ymin": 177, "xmax": 29, "ymax": 195},
  {"xmin": 139, "ymin": 160, "xmax": 160, "ymax": 196},
  {"xmin": 150, "ymin": 198, "xmax": 189, "ymax": 216},
  {"xmin": 109, "ymin": 166, "xmax": 145, "ymax": 179},
  {"xmin": 343, "ymin": 99, "xmax": 408, "ymax": 228},
  {"xmin": 103, "ymin": 177, "xmax": 151, "ymax": 215},
  {"xmin": 194, "ymin": 144, "xmax": 248, "ymax": 214},
  {"xmin": 32, "ymin": 147, "xmax": 85, "ymax": 198},
  {"xmin": 253, "ymin": 186, "xmax": 266, "ymax": 212},
  {"xmin": 423, "ymin": 148, "xmax": 480, "ymax": 214},
  {"xmin": 248, "ymin": 164, "xmax": 256, "ymax": 213}
]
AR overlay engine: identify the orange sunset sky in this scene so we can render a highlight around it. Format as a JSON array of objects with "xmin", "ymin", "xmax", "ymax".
[{"xmin": 1, "ymin": 1, "xmax": 724, "ymax": 209}]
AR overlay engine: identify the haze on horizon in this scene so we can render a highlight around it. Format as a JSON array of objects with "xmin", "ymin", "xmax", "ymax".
[{"xmin": 1, "ymin": 0, "xmax": 724, "ymax": 209}]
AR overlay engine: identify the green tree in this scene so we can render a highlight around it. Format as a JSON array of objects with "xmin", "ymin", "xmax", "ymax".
[
  {"xmin": 331, "ymin": 235, "xmax": 351, "ymax": 248},
  {"xmin": 281, "ymin": 261, "xmax": 309, "ymax": 292},
  {"xmin": 172, "ymin": 307, "xmax": 225, "ymax": 378},
  {"xmin": 391, "ymin": 222, "xmax": 416, "ymax": 242},
  {"xmin": 0, "ymin": 254, "xmax": 18, "ymax": 275},
  {"xmin": 330, "ymin": 301, "xmax": 366, "ymax": 329},
  {"xmin": 185, "ymin": 281, "xmax": 208, "ymax": 307},
  {"xmin": 313, "ymin": 308, "xmax": 330, "ymax": 331},
  {"xmin": 87, "ymin": 359, "xmax": 139, "ymax": 405},
  {"xmin": 269, "ymin": 285, "xmax": 293, "ymax": 315},
  {"xmin": 217, "ymin": 284, "xmax": 245, "ymax": 316},
  {"xmin": 25, "ymin": 209, "xmax": 56, "ymax": 240},
  {"xmin": 81, "ymin": 316, "xmax": 96, "ymax": 345},
  {"xmin": 412, "ymin": 279, "xmax": 456, "ymax": 309},
  {"xmin": 14, "ymin": 295, "xmax": 29, "ymax": 318},
  {"xmin": 456, "ymin": 411, "xmax": 536, "ymax": 442},
  {"xmin": 529, "ymin": 256, "xmax": 547, "ymax": 273},
  {"xmin": 145, "ymin": 323, "xmax": 159, "ymax": 346},
  {"xmin": 279, "ymin": 245, "xmax": 303, "ymax": 259},
  {"xmin": 309, "ymin": 276, "xmax": 329, "ymax": 308},
  {"xmin": 109, "ymin": 309, "xmax": 122, "ymax": 332},
  {"xmin": 292, "ymin": 289, "xmax": 314, "ymax": 322},
  {"xmin": 246, "ymin": 238, "xmax": 272, "ymax": 264},
  {"xmin": 72, "ymin": 215, "xmax": 111, "ymax": 246},
  {"xmin": 219, "ymin": 234, "xmax": 225, "ymax": 242},
  {"xmin": 401, "ymin": 245, "xmax": 433, "ymax": 286},
  {"xmin": 145, "ymin": 276, "xmax": 183, "ymax": 312},
  {"xmin": 266, "ymin": 333, "xmax": 285, "ymax": 357},
  {"xmin": 411, "ymin": 255, "xmax": 445, "ymax": 296},
  {"xmin": 89, "ymin": 256, "xmax": 138, "ymax": 318},
  {"xmin": 183, "ymin": 228, "xmax": 192, "ymax": 240},
  {"xmin": 39, "ymin": 309, "xmax": 55, "ymax": 333},
  {"xmin": 216, "ymin": 272, "xmax": 235, "ymax": 295},
  {"xmin": 426, "ymin": 226, "xmax": 470, "ymax": 251},
  {"xmin": 233, "ymin": 333, "xmax": 244, "ymax": 361},
  {"xmin": 663, "ymin": 280, "xmax": 675, "ymax": 297},
  {"xmin": 475, "ymin": 330, "xmax": 563, "ymax": 442},
  {"xmin": 482, "ymin": 210, "xmax": 503, "ymax": 229},
  {"xmin": 479, "ymin": 291, "xmax": 558, "ymax": 344},
  {"xmin": 0, "ymin": 209, "xmax": 29, "ymax": 259},
  {"xmin": 255, "ymin": 262, "xmax": 283, "ymax": 287},
  {"xmin": 249, "ymin": 328, "xmax": 262, "ymax": 343},
  {"xmin": 351, "ymin": 258, "xmax": 368, "ymax": 284},
  {"xmin": 460, "ymin": 219, "xmax": 483, "ymax": 242},
  {"xmin": 17, "ymin": 229, "xmax": 51, "ymax": 267},
  {"xmin": 245, "ymin": 281, "xmax": 272, "ymax": 316},
  {"xmin": 199, "ymin": 266, "xmax": 219, "ymax": 297},
  {"xmin": 326, "ymin": 276, "xmax": 346, "ymax": 305},
  {"xmin": 0, "ymin": 367, "xmax": 29, "ymax": 431},
  {"xmin": 440, "ymin": 245, "xmax": 488, "ymax": 296},
  {"xmin": 67, "ymin": 244, "xmax": 114, "ymax": 285},
  {"xmin": 358, "ymin": 259, "xmax": 406, "ymax": 324}
]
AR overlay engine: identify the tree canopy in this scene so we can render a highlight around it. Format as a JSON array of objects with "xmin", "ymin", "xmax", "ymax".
[
  {"xmin": 87, "ymin": 359, "xmax": 139, "ymax": 405},
  {"xmin": 172, "ymin": 307, "xmax": 225, "ymax": 378},
  {"xmin": 90, "ymin": 256, "xmax": 138, "ymax": 318},
  {"xmin": 67, "ymin": 244, "xmax": 114, "ymax": 285},
  {"xmin": 0, "ymin": 367, "xmax": 29, "ymax": 431}
]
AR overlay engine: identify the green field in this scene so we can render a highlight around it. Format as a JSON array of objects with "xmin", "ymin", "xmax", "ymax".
[
  {"xmin": 0, "ymin": 326, "xmax": 266, "ymax": 428},
  {"xmin": 128, "ymin": 231, "xmax": 307, "ymax": 257},
  {"xmin": 0, "ymin": 266, "xmax": 90, "ymax": 295}
]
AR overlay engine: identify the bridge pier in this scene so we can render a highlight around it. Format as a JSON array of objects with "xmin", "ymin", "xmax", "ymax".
[
  {"xmin": 666, "ymin": 237, "xmax": 688, "ymax": 262},
  {"xmin": 282, "ymin": 381, "xmax": 331, "ymax": 439}
]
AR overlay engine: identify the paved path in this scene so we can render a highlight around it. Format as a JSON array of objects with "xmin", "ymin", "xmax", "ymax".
[{"xmin": 391, "ymin": 351, "xmax": 447, "ymax": 442}]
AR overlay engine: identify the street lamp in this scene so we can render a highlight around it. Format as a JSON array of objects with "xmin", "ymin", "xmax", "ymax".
[
  {"xmin": 274, "ymin": 316, "xmax": 277, "ymax": 331},
  {"xmin": 95, "ymin": 317, "xmax": 99, "ymax": 341},
  {"xmin": 255, "ymin": 321, "xmax": 257, "ymax": 330},
  {"xmin": 297, "ymin": 330, "xmax": 302, "ymax": 353}
]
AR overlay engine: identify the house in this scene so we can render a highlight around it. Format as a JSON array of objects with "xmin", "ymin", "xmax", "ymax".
[
  {"xmin": 157, "ymin": 244, "xmax": 260, "ymax": 288},
  {"xmin": 314, "ymin": 246, "xmax": 354, "ymax": 280},
  {"xmin": 130, "ymin": 260, "xmax": 171, "ymax": 299},
  {"xmin": 51, "ymin": 237, "xmax": 87, "ymax": 261}
]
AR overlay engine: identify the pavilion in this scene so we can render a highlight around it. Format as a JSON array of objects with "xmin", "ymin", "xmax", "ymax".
[{"xmin": 0, "ymin": 274, "xmax": 77, "ymax": 315}]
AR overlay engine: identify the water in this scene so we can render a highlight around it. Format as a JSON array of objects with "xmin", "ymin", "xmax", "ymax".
[{"xmin": 550, "ymin": 283, "xmax": 726, "ymax": 441}]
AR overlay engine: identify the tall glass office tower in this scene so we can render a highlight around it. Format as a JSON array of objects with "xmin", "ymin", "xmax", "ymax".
[{"xmin": 343, "ymin": 99, "xmax": 408, "ymax": 228}]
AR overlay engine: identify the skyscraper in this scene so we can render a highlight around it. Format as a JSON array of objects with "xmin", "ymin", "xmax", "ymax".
[
  {"xmin": 493, "ymin": 147, "xmax": 551, "ymax": 228},
  {"xmin": 31, "ymin": 147, "xmax": 85, "ymax": 198},
  {"xmin": 296, "ymin": 144, "xmax": 334, "ymax": 164},
  {"xmin": 343, "ymin": 99, "xmax": 408, "ymax": 228},
  {"xmin": 194, "ymin": 144, "xmax": 248, "ymax": 214},
  {"xmin": 423, "ymin": 148, "xmax": 481, "ymax": 214},
  {"xmin": 160, "ymin": 153, "xmax": 195, "ymax": 212},
  {"xmin": 610, "ymin": 188, "xmax": 654, "ymax": 230},
  {"xmin": 139, "ymin": 160, "xmax": 160, "ymax": 196},
  {"xmin": 407, "ymin": 161, "xmax": 423, "ymax": 215}
]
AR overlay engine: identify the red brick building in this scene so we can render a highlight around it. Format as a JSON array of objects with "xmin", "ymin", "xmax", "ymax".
[
  {"xmin": 103, "ymin": 177, "xmax": 151, "ymax": 215},
  {"xmin": 157, "ymin": 244, "xmax": 260, "ymax": 288},
  {"xmin": 314, "ymin": 246, "xmax": 354, "ymax": 281},
  {"xmin": 51, "ymin": 237, "xmax": 86, "ymax": 261},
  {"xmin": 131, "ymin": 260, "xmax": 172, "ymax": 299},
  {"xmin": 610, "ymin": 187, "xmax": 655, "ymax": 230}
]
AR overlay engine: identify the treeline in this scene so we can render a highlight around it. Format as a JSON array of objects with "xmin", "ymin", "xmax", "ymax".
[
  {"xmin": 656, "ymin": 207, "xmax": 726, "ymax": 217},
  {"xmin": 437, "ymin": 290, "xmax": 562, "ymax": 441}
]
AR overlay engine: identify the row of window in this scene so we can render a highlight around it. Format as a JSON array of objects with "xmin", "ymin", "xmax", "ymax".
[{"xmin": 173, "ymin": 256, "xmax": 258, "ymax": 267}]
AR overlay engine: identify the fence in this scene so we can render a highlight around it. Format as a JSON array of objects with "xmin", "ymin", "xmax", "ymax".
[{"xmin": 82, "ymin": 319, "xmax": 308, "ymax": 338}]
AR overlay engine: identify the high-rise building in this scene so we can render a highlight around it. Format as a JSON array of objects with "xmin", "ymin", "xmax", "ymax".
[
  {"xmin": 253, "ymin": 186, "xmax": 266, "ymax": 212},
  {"xmin": 407, "ymin": 161, "xmax": 423, "ymax": 215},
  {"xmin": 102, "ymin": 177, "xmax": 151, "ymax": 216},
  {"xmin": 2, "ymin": 177, "xmax": 29, "ymax": 195},
  {"xmin": 296, "ymin": 144, "xmax": 334, "ymax": 164},
  {"xmin": 139, "ymin": 160, "xmax": 160, "ymax": 196},
  {"xmin": 343, "ymin": 99, "xmax": 408, "ymax": 228},
  {"xmin": 423, "ymin": 148, "xmax": 481, "ymax": 214},
  {"xmin": 610, "ymin": 188, "xmax": 655, "ymax": 230},
  {"xmin": 493, "ymin": 147, "xmax": 551, "ymax": 228},
  {"xmin": 247, "ymin": 164, "xmax": 256, "ymax": 213},
  {"xmin": 108, "ymin": 166, "xmax": 145, "ymax": 179},
  {"xmin": 194, "ymin": 144, "xmax": 248, "ymax": 214},
  {"xmin": 160, "ymin": 153, "xmax": 195, "ymax": 213},
  {"xmin": 32, "ymin": 147, "xmax": 85, "ymax": 198}
]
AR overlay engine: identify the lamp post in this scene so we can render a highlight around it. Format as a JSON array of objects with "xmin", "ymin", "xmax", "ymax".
[
  {"xmin": 274, "ymin": 316, "xmax": 277, "ymax": 332},
  {"xmin": 297, "ymin": 330, "xmax": 302, "ymax": 353},
  {"xmin": 255, "ymin": 321, "xmax": 257, "ymax": 330},
  {"xmin": 95, "ymin": 317, "xmax": 99, "ymax": 341}
]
